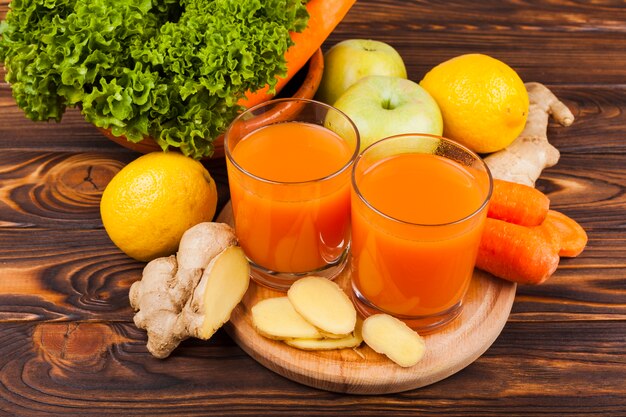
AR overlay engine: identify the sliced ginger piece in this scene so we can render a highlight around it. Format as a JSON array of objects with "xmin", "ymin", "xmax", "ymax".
[
  {"xmin": 286, "ymin": 332, "xmax": 362, "ymax": 351},
  {"xmin": 286, "ymin": 319, "xmax": 363, "ymax": 351},
  {"xmin": 251, "ymin": 297, "xmax": 322, "ymax": 340},
  {"xmin": 287, "ymin": 276, "xmax": 357, "ymax": 336},
  {"xmin": 181, "ymin": 245, "xmax": 250, "ymax": 340},
  {"xmin": 318, "ymin": 330, "xmax": 352, "ymax": 339},
  {"xmin": 362, "ymin": 314, "xmax": 426, "ymax": 368}
]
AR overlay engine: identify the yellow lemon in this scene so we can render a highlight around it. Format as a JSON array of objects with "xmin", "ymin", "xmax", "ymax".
[
  {"xmin": 420, "ymin": 53, "xmax": 529, "ymax": 153},
  {"xmin": 100, "ymin": 152, "xmax": 218, "ymax": 262}
]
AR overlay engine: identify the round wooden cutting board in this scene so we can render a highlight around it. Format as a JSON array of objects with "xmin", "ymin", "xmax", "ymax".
[{"xmin": 218, "ymin": 203, "xmax": 516, "ymax": 394}]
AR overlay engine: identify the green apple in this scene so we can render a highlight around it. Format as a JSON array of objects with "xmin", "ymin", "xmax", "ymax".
[
  {"xmin": 328, "ymin": 75, "xmax": 443, "ymax": 151},
  {"xmin": 316, "ymin": 39, "xmax": 407, "ymax": 105}
]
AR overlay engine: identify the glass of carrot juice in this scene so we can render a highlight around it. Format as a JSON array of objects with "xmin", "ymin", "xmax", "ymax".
[
  {"xmin": 225, "ymin": 98, "xmax": 360, "ymax": 290},
  {"xmin": 350, "ymin": 134, "xmax": 493, "ymax": 331}
]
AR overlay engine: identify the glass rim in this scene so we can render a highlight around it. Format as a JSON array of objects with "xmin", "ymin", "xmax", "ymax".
[
  {"xmin": 351, "ymin": 133, "xmax": 494, "ymax": 228},
  {"xmin": 224, "ymin": 98, "xmax": 360, "ymax": 186}
]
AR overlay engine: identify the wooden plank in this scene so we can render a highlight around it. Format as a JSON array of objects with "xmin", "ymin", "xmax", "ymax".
[
  {"xmin": 329, "ymin": 1, "xmax": 626, "ymax": 85},
  {"xmin": 343, "ymin": 0, "xmax": 626, "ymax": 33},
  {"xmin": 0, "ymin": 227, "xmax": 141, "ymax": 322},
  {"xmin": 0, "ymin": 321, "xmax": 624, "ymax": 415}
]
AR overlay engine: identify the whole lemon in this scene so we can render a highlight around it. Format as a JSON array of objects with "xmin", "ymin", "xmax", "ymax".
[
  {"xmin": 420, "ymin": 54, "xmax": 529, "ymax": 153},
  {"xmin": 100, "ymin": 152, "xmax": 218, "ymax": 262}
]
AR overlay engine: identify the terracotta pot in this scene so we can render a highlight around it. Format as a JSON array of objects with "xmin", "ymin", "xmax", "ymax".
[{"xmin": 99, "ymin": 48, "xmax": 324, "ymax": 159}]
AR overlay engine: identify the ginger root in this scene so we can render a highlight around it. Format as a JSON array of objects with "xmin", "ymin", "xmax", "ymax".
[
  {"xmin": 129, "ymin": 222, "xmax": 249, "ymax": 358},
  {"xmin": 485, "ymin": 82, "xmax": 575, "ymax": 187}
]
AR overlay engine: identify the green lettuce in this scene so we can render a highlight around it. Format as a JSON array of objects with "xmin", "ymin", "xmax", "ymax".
[{"xmin": 0, "ymin": 0, "xmax": 309, "ymax": 158}]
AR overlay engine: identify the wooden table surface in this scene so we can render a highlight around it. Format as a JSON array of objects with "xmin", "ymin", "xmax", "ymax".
[{"xmin": 1, "ymin": 1, "xmax": 625, "ymax": 415}]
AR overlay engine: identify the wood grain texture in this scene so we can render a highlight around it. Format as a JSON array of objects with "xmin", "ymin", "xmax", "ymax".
[
  {"xmin": 1, "ymin": 0, "xmax": 626, "ymax": 415},
  {"xmin": 328, "ymin": 0, "xmax": 626, "ymax": 85},
  {"xmin": 0, "ymin": 321, "xmax": 624, "ymax": 416}
]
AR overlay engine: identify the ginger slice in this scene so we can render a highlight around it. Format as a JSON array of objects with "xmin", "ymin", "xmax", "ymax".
[
  {"xmin": 362, "ymin": 314, "xmax": 426, "ymax": 368},
  {"xmin": 286, "ymin": 332, "xmax": 362, "ymax": 351},
  {"xmin": 287, "ymin": 276, "xmax": 357, "ymax": 336},
  {"xmin": 251, "ymin": 297, "xmax": 322, "ymax": 340},
  {"xmin": 318, "ymin": 330, "xmax": 352, "ymax": 339},
  {"xmin": 286, "ymin": 319, "xmax": 363, "ymax": 351},
  {"xmin": 180, "ymin": 245, "xmax": 250, "ymax": 340}
]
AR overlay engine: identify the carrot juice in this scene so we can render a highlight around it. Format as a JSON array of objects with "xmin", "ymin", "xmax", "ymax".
[
  {"xmin": 350, "ymin": 134, "xmax": 492, "ymax": 330},
  {"xmin": 225, "ymin": 100, "xmax": 359, "ymax": 290}
]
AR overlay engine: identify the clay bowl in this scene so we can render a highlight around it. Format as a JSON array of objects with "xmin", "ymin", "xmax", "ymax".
[{"xmin": 99, "ymin": 48, "xmax": 324, "ymax": 159}]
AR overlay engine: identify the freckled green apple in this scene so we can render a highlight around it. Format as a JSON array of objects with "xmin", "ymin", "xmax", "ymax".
[
  {"xmin": 328, "ymin": 75, "xmax": 443, "ymax": 151},
  {"xmin": 315, "ymin": 39, "xmax": 407, "ymax": 105}
]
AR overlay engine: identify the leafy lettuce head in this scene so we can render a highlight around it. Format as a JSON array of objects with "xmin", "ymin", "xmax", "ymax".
[{"xmin": 0, "ymin": 0, "xmax": 309, "ymax": 159}]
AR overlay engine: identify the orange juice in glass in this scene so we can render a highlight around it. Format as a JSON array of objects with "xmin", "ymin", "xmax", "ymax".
[
  {"xmin": 225, "ymin": 98, "xmax": 359, "ymax": 290},
  {"xmin": 350, "ymin": 134, "xmax": 492, "ymax": 331}
]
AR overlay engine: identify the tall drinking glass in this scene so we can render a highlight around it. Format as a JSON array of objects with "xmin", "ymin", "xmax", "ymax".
[
  {"xmin": 225, "ymin": 98, "xmax": 359, "ymax": 290},
  {"xmin": 350, "ymin": 134, "xmax": 493, "ymax": 331}
]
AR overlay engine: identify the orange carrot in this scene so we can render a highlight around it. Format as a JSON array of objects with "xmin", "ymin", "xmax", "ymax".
[
  {"xmin": 487, "ymin": 179, "xmax": 550, "ymax": 226},
  {"xmin": 238, "ymin": 0, "xmax": 356, "ymax": 108},
  {"xmin": 538, "ymin": 210, "xmax": 588, "ymax": 257},
  {"xmin": 476, "ymin": 217, "xmax": 560, "ymax": 285}
]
